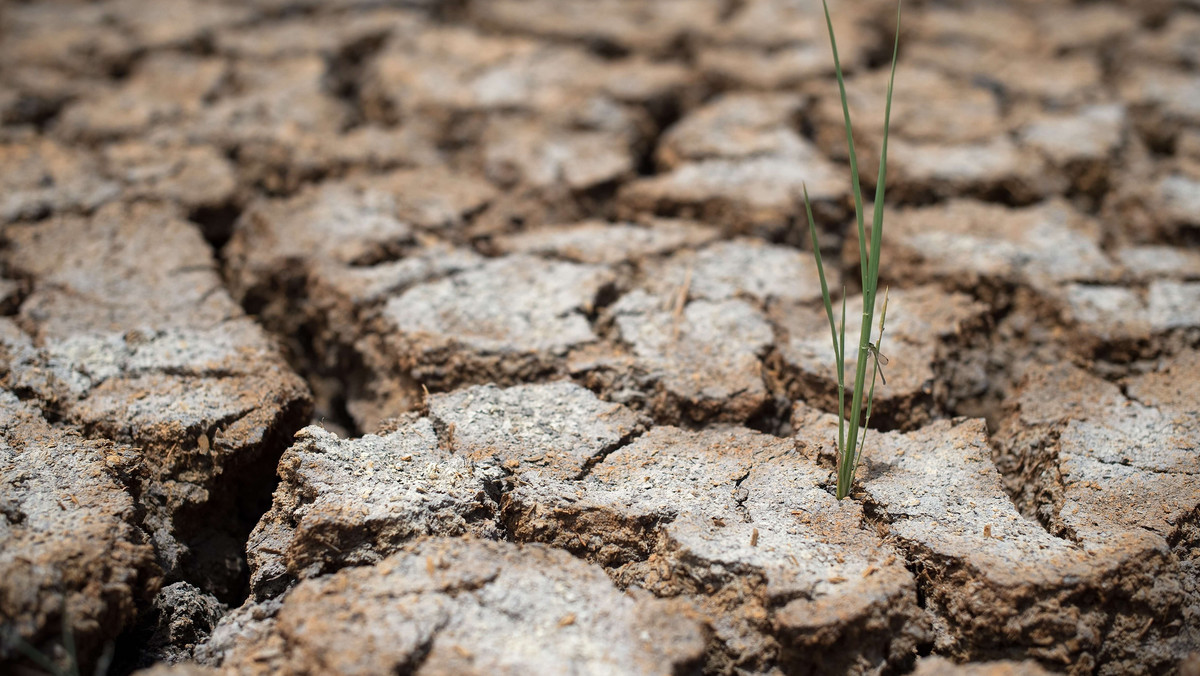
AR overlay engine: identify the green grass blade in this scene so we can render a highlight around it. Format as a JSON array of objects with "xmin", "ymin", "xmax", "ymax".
[
  {"xmin": 802, "ymin": 184, "xmax": 841, "ymax": 368},
  {"xmin": 838, "ymin": 288, "xmax": 847, "ymax": 451},
  {"xmin": 855, "ymin": 287, "xmax": 890, "ymax": 469},
  {"xmin": 821, "ymin": 0, "xmax": 867, "ymax": 280},
  {"xmin": 868, "ymin": 1, "xmax": 902, "ymax": 293},
  {"xmin": 831, "ymin": 1, "xmax": 901, "ymax": 500},
  {"xmin": 63, "ymin": 608, "xmax": 78, "ymax": 676},
  {"xmin": 804, "ymin": 184, "xmax": 848, "ymax": 463},
  {"xmin": 855, "ymin": 4, "xmax": 901, "ymax": 479},
  {"xmin": 857, "ymin": 378, "xmax": 876, "ymax": 470},
  {"xmin": 12, "ymin": 637, "xmax": 64, "ymax": 676},
  {"xmin": 811, "ymin": 0, "xmax": 900, "ymax": 499}
]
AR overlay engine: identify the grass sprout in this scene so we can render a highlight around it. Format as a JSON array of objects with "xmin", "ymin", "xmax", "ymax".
[{"xmin": 803, "ymin": 0, "xmax": 901, "ymax": 500}]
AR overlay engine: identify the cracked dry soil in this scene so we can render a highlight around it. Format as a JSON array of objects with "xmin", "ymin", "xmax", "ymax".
[{"xmin": 1, "ymin": 0, "xmax": 1198, "ymax": 675}]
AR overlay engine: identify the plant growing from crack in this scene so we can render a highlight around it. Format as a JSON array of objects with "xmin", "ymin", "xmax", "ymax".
[{"xmin": 803, "ymin": 0, "xmax": 900, "ymax": 500}]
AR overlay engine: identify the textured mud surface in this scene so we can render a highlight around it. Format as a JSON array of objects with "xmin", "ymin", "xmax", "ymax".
[{"xmin": 1, "ymin": 0, "xmax": 1198, "ymax": 675}]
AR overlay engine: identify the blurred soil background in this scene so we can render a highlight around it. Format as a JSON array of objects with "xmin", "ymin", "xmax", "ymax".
[{"xmin": 1, "ymin": 0, "xmax": 1198, "ymax": 675}]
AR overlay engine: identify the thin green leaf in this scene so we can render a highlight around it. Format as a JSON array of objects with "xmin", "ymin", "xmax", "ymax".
[
  {"xmin": 13, "ymin": 639, "xmax": 64, "ymax": 676},
  {"xmin": 802, "ymin": 184, "xmax": 840, "ymax": 367},
  {"xmin": 63, "ymin": 607, "xmax": 78, "ymax": 676},
  {"xmin": 855, "ymin": 287, "xmax": 890, "ymax": 470},
  {"xmin": 868, "ymin": 1, "xmax": 902, "ymax": 294},
  {"xmin": 821, "ymin": 0, "xmax": 867, "ymax": 282},
  {"xmin": 838, "ymin": 288, "xmax": 847, "ymax": 451},
  {"xmin": 836, "ymin": 1, "xmax": 902, "ymax": 500}
]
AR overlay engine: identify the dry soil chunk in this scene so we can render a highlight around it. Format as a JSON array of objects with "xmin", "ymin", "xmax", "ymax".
[
  {"xmin": 992, "ymin": 55, "xmax": 1105, "ymax": 109},
  {"xmin": 494, "ymin": 219, "xmax": 720, "ymax": 265},
  {"xmin": 811, "ymin": 66, "xmax": 1050, "ymax": 201},
  {"xmin": 993, "ymin": 360, "xmax": 1200, "ymax": 673},
  {"xmin": 886, "ymin": 200, "xmax": 1197, "ymax": 359},
  {"xmin": 654, "ymin": 93, "xmax": 812, "ymax": 169},
  {"xmin": 138, "ymin": 582, "xmax": 227, "ymax": 665},
  {"xmin": 469, "ymin": 0, "xmax": 722, "ymax": 55},
  {"xmin": 618, "ymin": 154, "xmax": 845, "ymax": 237},
  {"xmin": 888, "ymin": 137, "xmax": 1048, "ymax": 203},
  {"xmin": 800, "ymin": 399, "xmax": 1198, "ymax": 673},
  {"xmin": 477, "ymin": 115, "xmax": 636, "ymax": 192},
  {"xmin": 577, "ymin": 239, "xmax": 819, "ymax": 423},
  {"xmin": 776, "ymin": 285, "xmax": 990, "ymax": 430},
  {"xmin": 380, "ymin": 255, "xmax": 612, "ymax": 389},
  {"xmin": 133, "ymin": 664, "xmax": 222, "ymax": 676},
  {"xmin": 641, "ymin": 238, "xmax": 825, "ymax": 306},
  {"xmin": 193, "ymin": 55, "xmax": 347, "ymax": 145},
  {"xmin": 1137, "ymin": 173, "xmax": 1200, "ymax": 242},
  {"xmin": 0, "ymin": 2, "xmax": 133, "ymax": 76},
  {"xmin": 54, "ymin": 53, "xmax": 226, "ymax": 142},
  {"xmin": 0, "ymin": 392, "xmax": 158, "ymax": 672},
  {"xmin": 698, "ymin": 0, "xmax": 875, "ymax": 89},
  {"xmin": 571, "ymin": 289, "xmax": 773, "ymax": 424},
  {"xmin": 911, "ymin": 656, "xmax": 1054, "ymax": 676},
  {"xmin": 101, "ymin": 0, "xmax": 252, "ymax": 51},
  {"xmin": 814, "ymin": 67, "xmax": 1003, "ymax": 153},
  {"xmin": 1104, "ymin": 168, "xmax": 1200, "ymax": 245},
  {"xmin": 907, "ymin": 8, "xmax": 1103, "ymax": 108},
  {"xmin": 505, "ymin": 425, "xmax": 925, "ymax": 675},
  {"xmin": 1, "ymin": 202, "xmax": 310, "ymax": 594},
  {"xmin": 215, "ymin": 539, "xmax": 705, "ymax": 676},
  {"xmin": 246, "ymin": 423, "xmax": 503, "ymax": 599},
  {"xmin": 1126, "ymin": 12, "xmax": 1200, "ymax": 68},
  {"xmin": 620, "ymin": 94, "xmax": 846, "ymax": 236},
  {"xmin": 1119, "ymin": 66, "xmax": 1200, "ymax": 150},
  {"xmin": 5, "ymin": 201, "xmax": 244, "ymax": 334},
  {"xmin": 362, "ymin": 26, "xmax": 684, "ymax": 127},
  {"xmin": 308, "ymin": 244, "xmax": 486, "ymax": 316},
  {"xmin": 0, "ymin": 138, "xmax": 120, "ymax": 223},
  {"xmin": 803, "ymin": 409, "xmax": 1105, "ymax": 666},
  {"xmin": 1017, "ymin": 105, "xmax": 1126, "ymax": 173},
  {"xmin": 1036, "ymin": 4, "xmax": 1136, "ymax": 53},
  {"xmin": 885, "ymin": 199, "xmax": 1116, "ymax": 292},
  {"xmin": 213, "ymin": 8, "xmax": 414, "ymax": 60},
  {"xmin": 361, "ymin": 26, "xmax": 683, "ymax": 214},
  {"xmin": 1016, "ymin": 104, "xmax": 1126, "ymax": 196},
  {"xmin": 258, "ymin": 240, "xmax": 486, "ymax": 433},
  {"xmin": 427, "ymin": 381, "xmax": 643, "ymax": 479},
  {"xmin": 225, "ymin": 168, "xmax": 497, "ymax": 302},
  {"xmin": 102, "ymin": 141, "xmax": 237, "ymax": 213},
  {"xmin": 1058, "ymin": 280, "xmax": 1200, "ymax": 358},
  {"xmin": 0, "ymin": 66, "xmax": 93, "ymax": 129},
  {"xmin": 185, "ymin": 55, "xmax": 358, "ymax": 192},
  {"xmin": 1114, "ymin": 245, "xmax": 1200, "ymax": 281}
]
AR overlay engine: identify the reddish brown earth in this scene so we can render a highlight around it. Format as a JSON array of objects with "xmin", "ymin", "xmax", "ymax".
[{"xmin": 1, "ymin": 1, "xmax": 1198, "ymax": 675}]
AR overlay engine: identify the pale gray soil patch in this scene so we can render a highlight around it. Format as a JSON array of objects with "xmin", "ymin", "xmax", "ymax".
[
  {"xmin": 0, "ymin": 138, "xmax": 120, "ymax": 223},
  {"xmin": 504, "ymin": 424, "xmax": 927, "ymax": 675},
  {"xmin": 618, "ymin": 93, "xmax": 848, "ymax": 237},
  {"xmin": 697, "ymin": 0, "xmax": 877, "ymax": 90},
  {"xmin": 911, "ymin": 657, "xmax": 1053, "ymax": 676},
  {"xmin": 993, "ymin": 357, "xmax": 1200, "ymax": 674},
  {"xmin": 244, "ymin": 382, "xmax": 636, "ymax": 598},
  {"xmin": 1, "ymin": 202, "xmax": 311, "ymax": 598},
  {"xmin": 494, "ymin": 218, "xmax": 720, "ymax": 265},
  {"xmin": 53, "ymin": 53, "xmax": 226, "ymax": 144},
  {"xmin": 245, "ymin": 422, "xmax": 503, "ymax": 599},
  {"xmin": 205, "ymin": 539, "xmax": 706, "ymax": 676},
  {"xmin": 468, "ymin": 0, "xmax": 725, "ymax": 57},
  {"xmin": 0, "ymin": 391, "xmax": 159, "ymax": 670},
  {"xmin": 775, "ymin": 285, "xmax": 991, "ymax": 431}
]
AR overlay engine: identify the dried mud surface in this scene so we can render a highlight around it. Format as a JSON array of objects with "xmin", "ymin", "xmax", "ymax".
[{"xmin": 1, "ymin": 1, "xmax": 1198, "ymax": 675}]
